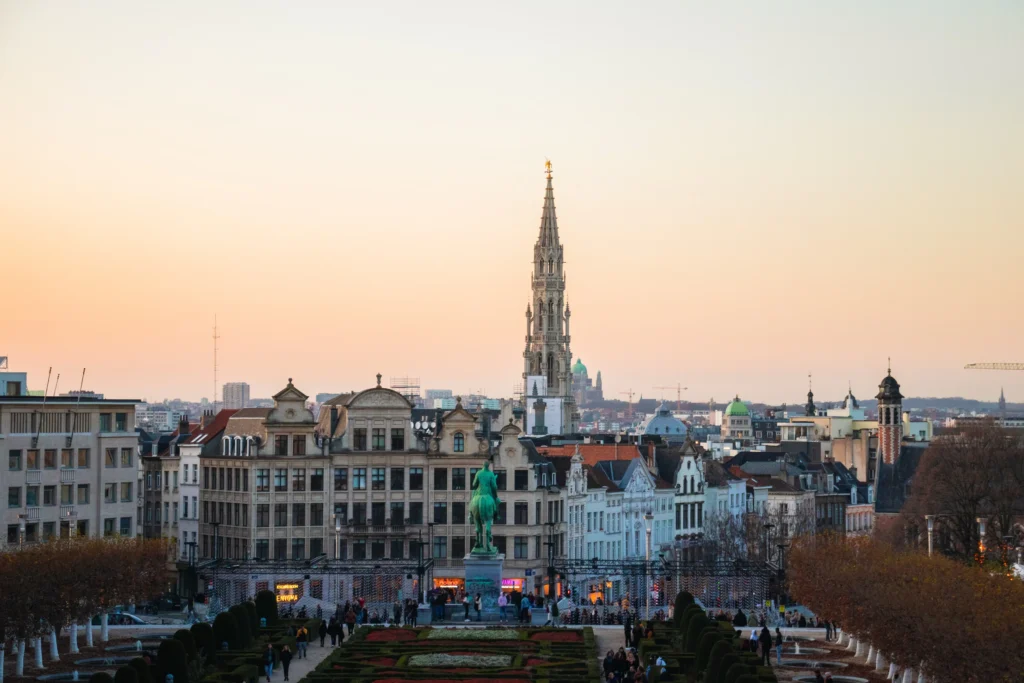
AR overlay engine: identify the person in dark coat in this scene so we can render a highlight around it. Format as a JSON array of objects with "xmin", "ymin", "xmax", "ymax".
[
  {"xmin": 798, "ymin": 614, "xmax": 807, "ymax": 628},
  {"xmin": 327, "ymin": 617, "xmax": 339, "ymax": 645},
  {"xmin": 632, "ymin": 622, "xmax": 644, "ymax": 648},
  {"xmin": 279, "ymin": 645, "xmax": 293, "ymax": 681},
  {"xmin": 623, "ymin": 613, "xmax": 633, "ymax": 647},
  {"xmin": 733, "ymin": 609, "xmax": 748, "ymax": 627},
  {"xmin": 318, "ymin": 619, "xmax": 328, "ymax": 646},
  {"xmin": 758, "ymin": 627, "xmax": 773, "ymax": 666},
  {"xmin": 262, "ymin": 643, "xmax": 275, "ymax": 682}
]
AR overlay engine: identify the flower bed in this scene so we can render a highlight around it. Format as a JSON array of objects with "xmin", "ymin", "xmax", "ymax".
[
  {"xmin": 408, "ymin": 654, "xmax": 512, "ymax": 667},
  {"xmin": 425, "ymin": 629, "xmax": 520, "ymax": 640},
  {"xmin": 529, "ymin": 631, "xmax": 582, "ymax": 642},
  {"xmin": 368, "ymin": 629, "xmax": 420, "ymax": 642}
]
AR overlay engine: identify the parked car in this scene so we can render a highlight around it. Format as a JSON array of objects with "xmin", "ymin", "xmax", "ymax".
[{"xmin": 91, "ymin": 613, "xmax": 152, "ymax": 626}]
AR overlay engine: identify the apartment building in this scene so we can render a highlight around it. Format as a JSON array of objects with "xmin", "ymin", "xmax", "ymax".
[{"xmin": 1, "ymin": 393, "xmax": 140, "ymax": 547}]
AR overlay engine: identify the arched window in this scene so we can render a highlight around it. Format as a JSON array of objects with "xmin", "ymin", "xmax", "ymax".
[
  {"xmin": 454, "ymin": 432, "xmax": 465, "ymax": 453},
  {"xmin": 221, "ymin": 437, "xmax": 230, "ymax": 456}
]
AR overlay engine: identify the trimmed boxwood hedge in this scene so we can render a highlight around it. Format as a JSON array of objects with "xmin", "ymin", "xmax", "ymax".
[
  {"xmin": 191, "ymin": 621, "xmax": 217, "ymax": 665},
  {"xmin": 696, "ymin": 631, "xmax": 725, "ymax": 672},
  {"xmin": 254, "ymin": 589, "xmax": 278, "ymax": 626},
  {"xmin": 113, "ymin": 668, "xmax": 138, "ymax": 683},
  {"xmin": 213, "ymin": 611, "xmax": 241, "ymax": 651},
  {"xmin": 158, "ymin": 638, "xmax": 190, "ymax": 683},
  {"xmin": 174, "ymin": 628, "xmax": 199, "ymax": 663},
  {"xmin": 90, "ymin": 674, "xmax": 114, "ymax": 683},
  {"xmin": 228, "ymin": 604, "xmax": 252, "ymax": 648},
  {"xmin": 128, "ymin": 657, "xmax": 154, "ymax": 683},
  {"xmin": 673, "ymin": 591, "xmax": 695, "ymax": 628},
  {"xmin": 242, "ymin": 600, "xmax": 259, "ymax": 633}
]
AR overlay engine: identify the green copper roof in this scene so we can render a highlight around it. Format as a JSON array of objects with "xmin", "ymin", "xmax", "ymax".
[
  {"xmin": 724, "ymin": 396, "xmax": 749, "ymax": 417},
  {"xmin": 572, "ymin": 358, "xmax": 587, "ymax": 374}
]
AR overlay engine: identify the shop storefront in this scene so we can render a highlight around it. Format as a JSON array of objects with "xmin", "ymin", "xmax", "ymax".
[{"xmin": 432, "ymin": 577, "xmax": 464, "ymax": 593}]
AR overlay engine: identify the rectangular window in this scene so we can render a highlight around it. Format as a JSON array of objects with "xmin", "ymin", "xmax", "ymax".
[
  {"xmin": 99, "ymin": 413, "xmax": 112, "ymax": 432},
  {"xmin": 334, "ymin": 468, "xmax": 348, "ymax": 491},
  {"xmin": 275, "ymin": 435, "xmax": 288, "ymax": 455},
  {"xmin": 409, "ymin": 467, "xmax": 423, "ymax": 491},
  {"xmin": 514, "ymin": 536, "xmax": 529, "ymax": 559},
  {"xmin": 233, "ymin": 503, "xmax": 240, "ymax": 525},
  {"xmin": 390, "ymin": 539, "xmax": 404, "ymax": 559},
  {"xmin": 390, "ymin": 467, "xmax": 404, "ymax": 491},
  {"xmin": 77, "ymin": 484, "xmax": 89, "ymax": 504},
  {"xmin": 218, "ymin": 468, "xmax": 224, "ymax": 490},
  {"xmin": 514, "ymin": 470, "xmax": 528, "ymax": 491},
  {"xmin": 43, "ymin": 449, "xmax": 56, "ymax": 469},
  {"xmin": 292, "ymin": 503, "xmax": 306, "ymax": 527},
  {"xmin": 120, "ymin": 448, "xmax": 133, "ymax": 468},
  {"xmin": 352, "ymin": 503, "xmax": 366, "ymax": 524},
  {"xmin": 390, "ymin": 502, "xmax": 404, "ymax": 523},
  {"xmin": 433, "ymin": 467, "xmax": 447, "ymax": 491},
  {"xmin": 408, "ymin": 502, "xmax": 423, "ymax": 524},
  {"xmin": 233, "ymin": 468, "xmax": 239, "ymax": 491},
  {"xmin": 274, "ymin": 504, "xmax": 288, "ymax": 526},
  {"xmin": 291, "ymin": 537, "xmax": 305, "ymax": 560},
  {"xmin": 515, "ymin": 502, "xmax": 528, "ymax": 525},
  {"xmin": 119, "ymin": 517, "xmax": 131, "ymax": 536},
  {"xmin": 371, "ymin": 502, "xmax": 385, "ymax": 525},
  {"xmin": 493, "ymin": 534, "xmax": 506, "ymax": 555},
  {"xmin": 353, "ymin": 428, "xmax": 367, "ymax": 450},
  {"xmin": 371, "ymin": 428, "xmax": 385, "ymax": 451},
  {"xmin": 391, "ymin": 428, "xmax": 405, "ymax": 450},
  {"xmin": 203, "ymin": 467, "xmax": 210, "ymax": 489},
  {"xmin": 495, "ymin": 469, "xmax": 507, "ymax": 491},
  {"xmin": 75, "ymin": 448, "xmax": 89, "ymax": 468},
  {"xmin": 43, "ymin": 485, "xmax": 56, "ymax": 506},
  {"xmin": 8, "ymin": 450, "xmax": 21, "ymax": 471},
  {"xmin": 115, "ymin": 413, "xmax": 127, "ymax": 432},
  {"xmin": 353, "ymin": 539, "xmax": 366, "ymax": 560},
  {"xmin": 104, "ymin": 518, "xmax": 116, "ymax": 537},
  {"xmin": 310, "ymin": 503, "xmax": 323, "ymax": 526},
  {"xmin": 274, "ymin": 538, "xmax": 287, "ymax": 559},
  {"xmin": 61, "ymin": 484, "xmax": 73, "ymax": 505},
  {"xmin": 310, "ymin": 468, "xmax": 324, "ymax": 491},
  {"xmin": 495, "ymin": 502, "xmax": 507, "ymax": 525},
  {"xmin": 26, "ymin": 449, "xmax": 39, "ymax": 470},
  {"xmin": 255, "ymin": 539, "xmax": 269, "ymax": 560},
  {"xmin": 310, "ymin": 538, "xmax": 323, "ymax": 558},
  {"xmin": 334, "ymin": 503, "xmax": 347, "ymax": 524},
  {"xmin": 452, "ymin": 536, "xmax": 466, "ymax": 558},
  {"xmin": 353, "ymin": 468, "xmax": 366, "ymax": 491},
  {"xmin": 371, "ymin": 539, "xmax": 386, "ymax": 559},
  {"xmin": 256, "ymin": 504, "xmax": 269, "ymax": 527},
  {"xmin": 470, "ymin": 467, "xmax": 480, "ymax": 489},
  {"xmin": 433, "ymin": 502, "xmax": 447, "ymax": 524},
  {"xmin": 371, "ymin": 467, "xmax": 385, "ymax": 491},
  {"xmin": 274, "ymin": 469, "xmax": 288, "ymax": 492},
  {"xmin": 432, "ymin": 536, "xmax": 447, "ymax": 559},
  {"xmin": 452, "ymin": 501, "xmax": 466, "ymax": 524},
  {"xmin": 452, "ymin": 468, "xmax": 466, "ymax": 490},
  {"xmin": 292, "ymin": 469, "xmax": 306, "ymax": 492},
  {"xmin": 256, "ymin": 469, "xmax": 270, "ymax": 492},
  {"xmin": 120, "ymin": 482, "xmax": 132, "ymax": 502},
  {"xmin": 26, "ymin": 486, "xmax": 39, "ymax": 507},
  {"xmin": 292, "ymin": 436, "xmax": 306, "ymax": 455},
  {"xmin": 61, "ymin": 449, "xmax": 73, "ymax": 469}
]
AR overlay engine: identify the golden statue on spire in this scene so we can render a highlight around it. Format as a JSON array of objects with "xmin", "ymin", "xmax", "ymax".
[{"xmin": 544, "ymin": 158, "xmax": 552, "ymax": 178}]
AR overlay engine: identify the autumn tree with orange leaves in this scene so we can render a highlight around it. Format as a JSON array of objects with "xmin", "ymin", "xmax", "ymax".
[{"xmin": 788, "ymin": 533, "xmax": 1024, "ymax": 683}]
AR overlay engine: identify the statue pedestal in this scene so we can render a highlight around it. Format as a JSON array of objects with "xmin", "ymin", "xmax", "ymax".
[{"xmin": 464, "ymin": 553, "xmax": 504, "ymax": 621}]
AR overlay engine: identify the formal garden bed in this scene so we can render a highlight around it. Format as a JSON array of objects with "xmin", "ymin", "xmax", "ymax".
[{"xmin": 301, "ymin": 626, "xmax": 599, "ymax": 683}]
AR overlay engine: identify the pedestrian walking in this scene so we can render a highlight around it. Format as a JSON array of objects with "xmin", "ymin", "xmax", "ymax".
[
  {"xmin": 296, "ymin": 625, "xmax": 308, "ymax": 658},
  {"xmin": 327, "ymin": 617, "xmax": 339, "ymax": 646},
  {"xmin": 393, "ymin": 600, "xmax": 401, "ymax": 626},
  {"xmin": 498, "ymin": 593, "xmax": 508, "ymax": 622},
  {"xmin": 758, "ymin": 627, "xmax": 773, "ymax": 666},
  {"xmin": 624, "ymin": 613, "xmax": 633, "ymax": 648},
  {"xmin": 263, "ymin": 643, "xmax": 275, "ymax": 682},
  {"xmin": 318, "ymin": 619, "xmax": 327, "ymax": 647},
  {"xmin": 774, "ymin": 627, "xmax": 783, "ymax": 665},
  {"xmin": 344, "ymin": 608, "xmax": 356, "ymax": 638},
  {"xmin": 474, "ymin": 593, "xmax": 482, "ymax": 622},
  {"xmin": 520, "ymin": 595, "xmax": 531, "ymax": 625},
  {"xmin": 279, "ymin": 645, "xmax": 293, "ymax": 681}
]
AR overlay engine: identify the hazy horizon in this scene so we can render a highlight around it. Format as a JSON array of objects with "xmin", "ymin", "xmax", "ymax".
[{"xmin": 3, "ymin": 1, "xmax": 1022, "ymax": 405}]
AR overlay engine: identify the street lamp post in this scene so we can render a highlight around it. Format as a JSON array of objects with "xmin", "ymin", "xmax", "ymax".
[
  {"xmin": 763, "ymin": 523, "xmax": 775, "ymax": 563},
  {"xmin": 544, "ymin": 521, "xmax": 556, "ymax": 603},
  {"xmin": 18, "ymin": 514, "xmax": 27, "ymax": 546},
  {"xmin": 644, "ymin": 512, "xmax": 653, "ymax": 620},
  {"xmin": 210, "ymin": 520, "xmax": 221, "ymax": 605},
  {"xmin": 925, "ymin": 515, "xmax": 935, "ymax": 558},
  {"xmin": 333, "ymin": 514, "xmax": 342, "ymax": 560},
  {"xmin": 977, "ymin": 517, "xmax": 987, "ymax": 564}
]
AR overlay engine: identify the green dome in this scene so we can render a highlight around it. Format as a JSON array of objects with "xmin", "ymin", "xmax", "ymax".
[
  {"xmin": 724, "ymin": 396, "xmax": 749, "ymax": 417},
  {"xmin": 572, "ymin": 358, "xmax": 587, "ymax": 375}
]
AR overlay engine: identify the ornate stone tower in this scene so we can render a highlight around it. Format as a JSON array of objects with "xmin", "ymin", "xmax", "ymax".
[
  {"xmin": 999, "ymin": 388, "xmax": 1007, "ymax": 423},
  {"xmin": 805, "ymin": 374, "xmax": 816, "ymax": 417},
  {"xmin": 876, "ymin": 361, "xmax": 904, "ymax": 465},
  {"xmin": 523, "ymin": 161, "xmax": 577, "ymax": 432}
]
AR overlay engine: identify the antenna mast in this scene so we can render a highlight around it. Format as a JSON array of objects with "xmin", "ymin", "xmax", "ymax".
[{"xmin": 213, "ymin": 315, "xmax": 220, "ymax": 414}]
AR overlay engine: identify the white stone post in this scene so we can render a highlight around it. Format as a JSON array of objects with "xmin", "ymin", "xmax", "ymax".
[
  {"xmin": 917, "ymin": 667, "xmax": 927, "ymax": 683},
  {"xmin": 875, "ymin": 650, "xmax": 886, "ymax": 671},
  {"xmin": 865, "ymin": 644, "xmax": 875, "ymax": 664},
  {"xmin": 854, "ymin": 639, "xmax": 864, "ymax": 656},
  {"xmin": 85, "ymin": 621, "xmax": 94, "ymax": 648},
  {"xmin": 33, "ymin": 637, "xmax": 43, "ymax": 669},
  {"xmin": 887, "ymin": 662, "xmax": 896, "ymax": 679},
  {"xmin": 847, "ymin": 636, "xmax": 856, "ymax": 651},
  {"xmin": 15, "ymin": 640, "xmax": 25, "ymax": 677},
  {"xmin": 100, "ymin": 614, "xmax": 109, "ymax": 642},
  {"xmin": 902, "ymin": 667, "xmax": 915, "ymax": 683},
  {"xmin": 69, "ymin": 623, "xmax": 80, "ymax": 654},
  {"xmin": 49, "ymin": 629, "xmax": 59, "ymax": 661}
]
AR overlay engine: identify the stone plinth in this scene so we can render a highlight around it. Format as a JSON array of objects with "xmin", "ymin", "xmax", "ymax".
[{"xmin": 464, "ymin": 553, "xmax": 504, "ymax": 621}]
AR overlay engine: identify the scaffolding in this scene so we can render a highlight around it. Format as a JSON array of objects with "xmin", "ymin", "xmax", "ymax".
[{"xmin": 390, "ymin": 376, "xmax": 421, "ymax": 406}]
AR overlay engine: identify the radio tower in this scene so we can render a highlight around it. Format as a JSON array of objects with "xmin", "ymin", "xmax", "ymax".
[{"xmin": 213, "ymin": 315, "xmax": 220, "ymax": 414}]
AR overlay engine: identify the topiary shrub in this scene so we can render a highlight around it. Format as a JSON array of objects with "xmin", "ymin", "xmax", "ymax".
[
  {"xmin": 679, "ymin": 604, "xmax": 704, "ymax": 635},
  {"xmin": 242, "ymin": 601, "xmax": 259, "ymax": 633},
  {"xmin": 90, "ymin": 673, "xmax": 114, "ymax": 683},
  {"xmin": 734, "ymin": 676, "xmax": 761, "ymax": 683},
  {"xmin": 704, "ymin": 642, "xmax": 737, "ymax": 683},
  {"xmin": 684, "ymin": 614, "xmax": 711, "ymax": 653},
  {"xmin": 113, "ymin": 666, "xmax": 137, "ymax": 683},
  {"xmin": 128, "ymin": 657, "xmax": 153, "ymax": 683},
  {"xmin": 724, "ymin": 663, "xmax": 756, "ymax": 683},
  {"xmin": 673, "ymin": 591, "xmax": 696, "ymax": 628},
  {"xmin": 157, "ymin": 639, "xmax": 189, "ymax": 683},
  {"xmin": 229, "ymin": 605, "xmax": 252, "ymax": 648},
  {"xmin": 254, "ymin": 590, "xmax": 278, "ymax": 626},
  {"xmin": 173, "ymin": 629, "xmax": 198, "ymax": 663},
  {"xmin": 213, "ymin": 611, "xmax": 241, "ymax": 651},
  {"xmin": 190, "ymin": 621, "xmax": 216, "ymax": 665},
  {"xmin": 696, "ymin": 632, "xmax": 725, "ymax": 672}
]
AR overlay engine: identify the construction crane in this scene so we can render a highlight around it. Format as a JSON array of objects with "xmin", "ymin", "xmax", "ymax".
[
  {"xmin": 619, "ymin": 389, "xmax": 636, "ymax": 418},
  {"xmin": 965, "ymin": 363, "xmax": 1024, "ymax": 371},
  {"xmin": 654, "ymin": 383, "xmax": 688, "ymax": 411}
]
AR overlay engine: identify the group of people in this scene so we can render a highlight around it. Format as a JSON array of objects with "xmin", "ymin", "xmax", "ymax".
[
  {"xmin": 622, "ymin": 614, "xmax": 655, "ymax": 648},
  {"xmin": 604, "ymin": 647, "xmax": 664, "ymax": 683}
]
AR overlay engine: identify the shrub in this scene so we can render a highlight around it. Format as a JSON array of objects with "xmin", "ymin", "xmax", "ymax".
[
  {"xmin": 213, "ymin": 611, "xmax": 241, "ymax": 651},
  {"xmin": 734, "ymin": 676, "xmax": 761, "ymax": 683},
  {"xmin": 90, "ymin": 674, "xmax": 114, "ymax": 683},
  {"xmin": 705, "ymin": 643, "xmax": 738, "ymax": 683},
  {"xmin": 254, "ymin": 590, "xmax": 278, "ymax": 626},
  {"xmin": 679, "ymin": 604, "xmax": 704, "ymax": 634},
  {"xmin": 173, "ymin": 629, "xmax": 198, "ymax": 663},
  {"xmin": 695, "ymin": 632, "xmax": 725, "ymax": 672},
  {"xmin": 242, "ymin": 601, "xmax": 259, "ymax": 633},
  {"xmin": 673, "ymin": 591, "xmax": 695, "ymax": 628},
  {"xmin": 113, "ymin": 668, "xmax": 138, "ymax": 683},
  {"xmin": 157, "ymin": 639, "xmax": 190, "ymax": 683},
  {"xmin": 128, "ymin": 657, "xmax": 153, "ymax": 683},
  {"xmin": 684, "ymin": 614, "xmax": 710, "ymax": 652},
  {"xmin": 229, "ymin": 605, "xmax": 252, "ymax": 648},
  {"xmin": 724, "ymin": 663, "xmax": 756, "ymax": 683},
  {"xmin": 191, "ymin": 621, "xmax": 216, "ymax": 665}
]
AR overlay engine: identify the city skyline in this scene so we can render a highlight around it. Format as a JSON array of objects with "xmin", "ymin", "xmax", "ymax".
[{"xmin": 3, "ymin": 1, "xmax": 1022, "ymax": 403}]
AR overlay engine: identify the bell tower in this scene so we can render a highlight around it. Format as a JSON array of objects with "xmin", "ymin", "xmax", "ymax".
[
  {"xmin": 523, "ymin": 161, "xmax": 577, "ymax": 432},
  {"xmin": 876, "ymin": 360, "xmax": 904, "ymax": 465}
]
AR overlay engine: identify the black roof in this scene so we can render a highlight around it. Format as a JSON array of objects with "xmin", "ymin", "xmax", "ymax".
[
  {"xmin": 876, "ymin": 373, "xmax": 904, "ymax": 401},
  {"xmin": 874, "ymin": 443, "xmax": 927, "ymax": 514},
  {"xmin": 0, "ymin": 396, "xmax": 140, "ymax": 404}
]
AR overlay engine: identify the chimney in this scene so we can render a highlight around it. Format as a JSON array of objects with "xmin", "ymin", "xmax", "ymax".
[
  {"xmin": 647, "ymin": 442, "xmax": 655, "ymax": 469},
  {"xmin": 178, "ymin": 415, "xmax": 190, "ymax": 436}
]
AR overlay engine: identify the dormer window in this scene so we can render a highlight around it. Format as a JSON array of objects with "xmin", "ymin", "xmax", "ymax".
[{"xmin": 453, "ymin": 432, "xmax": 465, "ymax": 453}]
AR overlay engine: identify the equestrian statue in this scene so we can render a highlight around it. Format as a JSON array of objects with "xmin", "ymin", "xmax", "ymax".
[{"xmin": 468, "ymin": 461, "xmax": 501, "ymax": 555}]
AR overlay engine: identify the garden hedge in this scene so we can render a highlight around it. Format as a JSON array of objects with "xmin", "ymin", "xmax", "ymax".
[
  {"xmin": 128, "ymin": 657, "xmax": 154, "ymax": 683},
  {"xmin": 228, "ymin": 604, "xmax": 252, "ymax": 648},
  {"xmin": 113, "ymin": 667, "xmax": 138, "ymax": 683},
  {"xmin": 242, "ymin": 600, "xmax": 260, "ymax": 633},
  {"xmin": 213, "ymin": 611, "xmax": 241, "ymax": 651},
  {"xmin": 695, "ymin": 632, "xmax": 725, "ymax": 672},
  {"xmin": 191, "ymin": 622, "xmax": 216, "ymax": 665},
  {"xmin": 254, "ymin": 589, "xmax": 278, "ymax": 625},
  {"xmin": 174, "ymin": 628, "xmax": 199, "ymax": 663},
  {"xmin": 672, "ymin": 591, "xmax": 695, "ymax": 628},
  {"xmin": 90, "ymin": 674, "xmax": 114, "ymax": 683},
  {"xmin": 158, "ymin": 638, "xmax": 190, "ymax": 683}
]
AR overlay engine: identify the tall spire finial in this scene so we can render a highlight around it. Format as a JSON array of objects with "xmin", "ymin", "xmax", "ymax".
[
  {"xmin": 887, "ymin": 357, "xmax": 891, "ymax": 375},
  {"xmin": 545, "ymin": 158, "xmax": 552, "ymax": 179},
  {"xmin": 808, "ymin": 372, "xmax": 812, "ymax": 392}
]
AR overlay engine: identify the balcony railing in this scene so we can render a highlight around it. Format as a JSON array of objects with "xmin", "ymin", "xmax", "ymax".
[
  {"xmin": 60, "ymin": 504, "xmax": 75, "ymax": 517},
  {"xmin": 25, "ymin": 507, "xmax": 40, "ymax": 521},
  {"xmin": 26, "ymin": 470, "xmax": 41, "ymax": 485},
  {"xmin": 60, "ymin": 468, "xmax": 76, "ymax": 484}
]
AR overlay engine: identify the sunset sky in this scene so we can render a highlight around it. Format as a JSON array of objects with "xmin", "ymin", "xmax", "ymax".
[{"xmin": 2, "ymin": 1, "xmax": 1022, "ymax": 405}]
